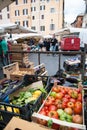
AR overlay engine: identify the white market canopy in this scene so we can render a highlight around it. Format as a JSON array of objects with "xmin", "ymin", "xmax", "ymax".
[
  {"xmin": 43, "ymin": 34, "xmax": 53, "ymax": 39},
  {"xmin": 0, "ymin": 23, "xmax": 37, "ymax": 34},
  {"xmin": 54, "ymin": 27, "xmax": 87, "ymax": 36},
  {"xmin": 8, "ymin": 33, "xmax": 43, "ymax": 41}
]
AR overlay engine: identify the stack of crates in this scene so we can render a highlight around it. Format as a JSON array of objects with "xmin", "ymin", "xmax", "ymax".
[{"xmin": 11, "ymin": 43, "xmax": 34, "ymax": 68}]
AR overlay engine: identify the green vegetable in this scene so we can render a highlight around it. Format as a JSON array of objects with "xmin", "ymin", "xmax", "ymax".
[
  {"xmin": 47, "ymin": 119, "xmax": 53, "ymax": 128},
  {"xmin": 39, "ymin": 88, "xmax": 47, "ymax": 94},
  {"xmin": 57, "ymin": 109, "xmax": 64, "ymax": 116},
  {"xmin": 50, "ymin": 92, "xmax": 56, "ymax": 98}
]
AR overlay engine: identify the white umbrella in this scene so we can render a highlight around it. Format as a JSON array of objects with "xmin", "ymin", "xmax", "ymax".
[{"xmin": 0, "ymin": 23, "xmax": 37, "ymax": 34}]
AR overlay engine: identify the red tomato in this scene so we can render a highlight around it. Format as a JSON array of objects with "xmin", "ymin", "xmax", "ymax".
[
  {"xmin": 48, "ymin": 110, "xmax": 58, "ymax": 119},
  {"xmin": 64, "ymin": 94, "xmax": 71, "ymax": 99},
  {"xmin": 72, "ymin": 114, "xmax": 83, "ymax": 124},
  {"xmin": 62, "ymin": 101, "xmax": 67, "ymax": 109},
  {"xmin": 52, "ymin": 86, "xmax": 59, "ymax": 93},
  {"xmin": 39, "ymin": 110, "xmax": 46, "ymax": 115},
  {"xmin": 56, "ymin": 92, "xmax": 63, "ymax": 99},
  {"xmin": 48, "ymin": 96, "xmax": 55, "ymax": 102},
  {"xmin": 67, "ymin": 101, "xmax": 74, "ymax": 109},
  {"xmin": 77, "ymin": 93, "xmax": 82, "ymax": 102},
  {"xmin": 64, "ymin": 87, "xmax": 70, "ymax": 93},
  {"xmin": 64, "ymin": 107, "xmax": 73, "ymax": 115},
  {"xmin": 55, "ymin": 99, "xmax": 62, "ymax": 109},
  {"xmin": 69, "ymin": 98, "xmax": 76, "ymax": 104},
  {"xmin": 61, "ymin": 89, "xmax": 66, "ymax": 95},
  {"xmin": 44, "ymin": 98, "xmax": 53, "ymax": 106},
  {"xmin": 49, "ymin": 105, "xmax": 57, "ymax": 111},
  {"xmin": 68, "ymin": 89, "xmax": 73, "ymax": 97},
  {"xmin": 74, "ymin": 101, "xmax": 82, "ymax": 114},
  {"xmin": 43, "ymin": 106, "xmax": 49, "ymax": 115},
  {"xmin": 62, "ymin": 97, "xmax": 69, "ymax": 103}
]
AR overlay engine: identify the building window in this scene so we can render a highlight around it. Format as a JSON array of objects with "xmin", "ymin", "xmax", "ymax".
[
  {"xmin": 23, "ymin": 9, "xmax": 28, "ymax": 15},
  {"xmin": 50, "ymin": 8, "xmax": 55, "ymax": 13},
  {"xmin": 40, "ymin": 5, "xmax": 45, "ymax": 10},
  {"xmin": 15, "ymin": 21, "xmax": 20, "ymax": 25},
  {"xmin": 23, "ymin": 20, "xmax": 28, "ymax": 27},
  {"xmin": 34, "ymin": 7, "xmax": 36, "ymax": 11},
  {"xmin": 15, "ymin": 0, "xmax": 18, "ymax": 5},
  {"xmin": 31, "ymin": 26, "xmax": 36, "ymax": 30},
  {"xmin": 7, "ymin": 6, "xmax": 9, "ymax": 11},
  {"xmin": 50, "ymin": 24, "xmax": 55, "ymax": 30},
  {"xmin": 32, "ymin": 16, "xmax": 35, "ymax": 20},
  {"xmin": 41, "ymin": 15, "xmax": 44, "ymax": 19},
  {"xmin": 0, "ymin": 15, "xmax": 2, "ymax": 19},
  {"xmin": 23, "ymin": 0, "xmax": 27, "ymax": 3},
  {"xmin": 31, "ymin": 0, "xmax": 36, "ymax": 2},
  {"xmin": 40, "ymin": 26, "xmax": 45, "ymax": 31},
  {"xmin": 15, "ymin": 10, "xmax": 20, "ymax": 16},
  {"xmin": 7, "ymin": 13, "xmax": 10, "ymax": 19},
  {"xmin": 31, "ymin": 7, "xmax": 36, "ymax": 11}
]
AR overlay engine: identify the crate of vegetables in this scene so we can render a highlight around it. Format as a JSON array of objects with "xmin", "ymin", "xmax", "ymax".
[
  {"xmin": 0, "ymin": 80, "xmax": 48, "ymax": 126},
  {"xmin": 32, "ymin": 84, "xmax": 86, "ymax": 130},
  {"xmin": 0, "ymin": 78, "xmax": 22, "ymax": 101}
]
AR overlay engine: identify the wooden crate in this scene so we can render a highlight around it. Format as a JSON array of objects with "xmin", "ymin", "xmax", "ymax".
[
  {"xmin": 3, "ymin": 62, "xmax": 19, "ymax": 79},
  {"xmin": 11, "ymin": 43, "xmax": 28, "ymax": 51},
  {"xmin": 3, "ymin": 62, "xmax": 34, "ymax": 80},
  {"xmin": 11, "ymin": 53, "xmax": 28, "ymax": 60},
  {"xmin": 32, "ymin": 85, "xmax": 86, "ymax": 130}
]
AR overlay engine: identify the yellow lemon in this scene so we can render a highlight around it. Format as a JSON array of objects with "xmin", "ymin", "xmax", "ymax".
[
  {"xmin": 13, "ymin": 108, "xmax": 20, "ymax": 114},
  {"xmin": 33, "ymin": 90, "xmax": 42, "ymax": 96},
  {"xmin": 7, "ymin": 107, "xmax": 12, "ymax": 112}
]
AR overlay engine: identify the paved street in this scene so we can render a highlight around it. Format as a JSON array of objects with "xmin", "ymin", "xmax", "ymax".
[
  {"xmin": 0, "ymin": 53, "xmax": 80, "ymax": 80},
  {"xmin": 29, "ymin": 53, "xmax": 80, "ymax": 76}
]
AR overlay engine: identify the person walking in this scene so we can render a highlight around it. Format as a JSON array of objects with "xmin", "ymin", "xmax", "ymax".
[
  {"xmin": 50, "ymin": 34, "xmax": 58, "ymax": 55},
  {"xmin": 0, "ymin": 36, "xmax": 8, "ymax": 66}
]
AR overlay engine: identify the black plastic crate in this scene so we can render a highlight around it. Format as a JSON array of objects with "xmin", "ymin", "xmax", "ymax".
[
  {"xmin": 63, "ymin": 61, "xmax": 81, "ymax": 72},
  {"xmin": 0, "ymin": 75, "xmax": 49, "ymax": 126}
]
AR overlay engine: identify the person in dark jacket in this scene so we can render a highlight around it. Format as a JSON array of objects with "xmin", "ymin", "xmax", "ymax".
[{"xmin": 50, "ymin": 34, "xmax": 58, "ymax": 51}]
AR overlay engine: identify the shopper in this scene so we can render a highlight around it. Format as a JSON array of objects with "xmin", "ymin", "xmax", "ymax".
[
  {"xmin": 38, "ymin": 38, "xmax": 44, "ymax": 51},
  {"xmin": 50, "ymin": 34, "xmax": 58, "ymax": 55},
  {"xmin": 0, "ymin": 36, "xmax": 8, "ymax": 66}
]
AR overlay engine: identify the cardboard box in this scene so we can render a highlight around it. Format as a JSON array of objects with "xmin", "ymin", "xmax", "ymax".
[{"xmin": 4, "ymin": 117, "xmax": 52, "ymax": 130}]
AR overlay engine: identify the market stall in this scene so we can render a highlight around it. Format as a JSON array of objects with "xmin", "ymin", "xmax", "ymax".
[{"xmin": 0, "ymin": 49, "xmax": 87, "ymax": 130}]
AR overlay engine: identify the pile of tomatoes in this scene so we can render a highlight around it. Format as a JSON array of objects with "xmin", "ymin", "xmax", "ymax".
[{"xmin": 38, "ymin": 85, "xmax": 83, "ymax": 130}]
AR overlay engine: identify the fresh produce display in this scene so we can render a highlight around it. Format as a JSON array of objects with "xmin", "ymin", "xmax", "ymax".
[
  {"xmin": 11, "ymin": 88, "xmax": 43, "ymax": 106},
  {"xmin": 37, "ymin": 84, "xmax": 84, "ymax": 129}
]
